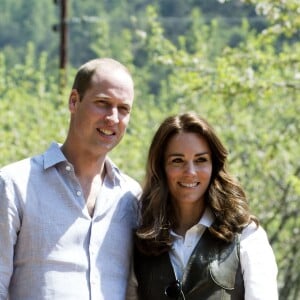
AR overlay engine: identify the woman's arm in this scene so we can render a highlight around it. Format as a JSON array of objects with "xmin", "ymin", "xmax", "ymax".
[{"xmin": 240, "ymin": 222, "xmax": 278, "ymax": 300}]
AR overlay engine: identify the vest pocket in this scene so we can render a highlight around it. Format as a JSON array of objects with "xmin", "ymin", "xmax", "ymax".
[{"xmin": 209, "ymin": 250, "xmax": 240, "ymax": 290}]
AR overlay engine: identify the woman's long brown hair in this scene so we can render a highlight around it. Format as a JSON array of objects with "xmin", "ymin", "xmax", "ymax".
[{"xmin": 136, "ymin": 112, "xmax": 258, "ymax": 256}]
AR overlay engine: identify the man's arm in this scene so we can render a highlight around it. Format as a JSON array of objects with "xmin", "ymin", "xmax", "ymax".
[{"xmin": 0, "ymin": 172, "xmax": 21, "ymax": 299}]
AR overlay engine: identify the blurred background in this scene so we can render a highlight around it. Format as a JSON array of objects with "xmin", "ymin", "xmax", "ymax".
[{"xmin": 0, "ymin": 1, "xmax": 299, "ymax": 298}]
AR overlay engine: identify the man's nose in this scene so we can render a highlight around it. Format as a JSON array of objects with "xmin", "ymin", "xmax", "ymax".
[{"xmin": 105, "ymin": 107, "xmax": 119, "ymax": 124}]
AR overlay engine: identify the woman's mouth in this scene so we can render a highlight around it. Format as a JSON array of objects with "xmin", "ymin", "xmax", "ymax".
[{"xmin": 178, "ymin": 182, "xmax": 199, "ymax": 188}]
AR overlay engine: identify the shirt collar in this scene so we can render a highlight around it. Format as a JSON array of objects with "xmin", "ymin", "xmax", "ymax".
[
  {"xmin": 42, "ymin": 142, "xmax": 121, "ymax": 186},
  {"xmin": 199, "ymin": 207, "xmax": 214, "ymax": 228},
  {"xmin": 43, "ymin": 142, "xmax": 66, "ymax": 169},
  {"xmin": 170, "ymin": 207, "xmax": 215, "ymax": 238},
  {"xmin": 103, "ymin": 157, "xmax": 121, "ymax": 186}
]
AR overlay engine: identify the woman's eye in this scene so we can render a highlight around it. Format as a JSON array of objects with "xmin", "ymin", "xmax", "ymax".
[
  {"xmin": 171, "ymin": 158, "xmax": 183, "ymax": 164},
  {"xmin": 196, "ymin": 157, "xmax": 208, "ymax": 163}
]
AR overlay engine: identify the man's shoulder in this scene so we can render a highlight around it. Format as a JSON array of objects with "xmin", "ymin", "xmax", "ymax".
[
  {"xmin": 118, "ymin": 171, "xmax": 142, "ymax": 196},
  {"xmin": 106, "ymin": 158, "xmax": 141, "ymax": 195},
  {"xmin": 0, "ymin": 154, "xmax": 42, "ymax": 183},
  {"xmin": 0, "ymin": 144, "xmax": 55, "ymax": 182},
  {"xmin": 1, "ymin": 156, "xmax": 36, "ymax": 173},
  {"xmin": 120, "ymin": 171, "xmax": 141, "ymax": 188}
]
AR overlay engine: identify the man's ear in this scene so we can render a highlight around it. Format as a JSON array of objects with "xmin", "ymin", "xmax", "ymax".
[{"xmin": 69, "ymin": 89, "xmax": 79, "ymax": 112}]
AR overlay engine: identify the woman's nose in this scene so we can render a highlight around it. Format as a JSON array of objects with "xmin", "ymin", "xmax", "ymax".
[{"xmin": 185, "ymin": 161, "xmax": 196, "ymax": 174}]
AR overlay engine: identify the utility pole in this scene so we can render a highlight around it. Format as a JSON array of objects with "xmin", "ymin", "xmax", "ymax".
[
  {"xmin": 53, "ymin": 0, "xmax": 68, "ymax": 88},
  {"xmin": 59, "ymin": 0, "xmax": 68, "ymax": 70}
]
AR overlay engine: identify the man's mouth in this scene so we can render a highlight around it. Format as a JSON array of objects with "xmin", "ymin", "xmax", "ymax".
[{"xmin": 97, "ymin": 128, "xmax": 115, "ymax": 136}]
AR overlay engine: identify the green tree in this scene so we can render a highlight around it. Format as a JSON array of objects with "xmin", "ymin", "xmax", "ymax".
[{"xmin": 0, "ymin": 1, "xmax": 299, "ymax": 299}]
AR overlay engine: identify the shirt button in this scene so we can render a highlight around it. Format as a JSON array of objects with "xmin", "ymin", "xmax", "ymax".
[
  {"xmin": 76, "ymin": 190, "xmax": 82, "ymax": 196},
  {"xmin": 66, "ymin": 165, "xmax": 71, "ymax": 171},
  {"xmin": 90, "ymin": 279, "xmax": 95, "ymax": 285}
]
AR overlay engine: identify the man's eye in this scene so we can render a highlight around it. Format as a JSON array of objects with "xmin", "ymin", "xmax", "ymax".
[
  {"xmin": 96, "ymin": 100, "xmax": 107, "ymax": 105},
  {"xmin": 119, "ymin": 106, "xmax": 130, "ymax": 114}
]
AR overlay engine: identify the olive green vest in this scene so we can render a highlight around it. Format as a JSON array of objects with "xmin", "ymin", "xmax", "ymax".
[{"xmin": 134, "ymin": 229, "xmax": 244, "ymax": 300}]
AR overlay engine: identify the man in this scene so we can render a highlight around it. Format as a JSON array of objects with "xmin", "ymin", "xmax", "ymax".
[{"xmin": 0, "ymin": 58, "xmax": 141, "ymax": 300}]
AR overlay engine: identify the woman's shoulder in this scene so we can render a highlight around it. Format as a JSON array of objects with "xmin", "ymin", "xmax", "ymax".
[{"xmin": 240, "ymin": 221, "xmax": 270, "ymax": 245}]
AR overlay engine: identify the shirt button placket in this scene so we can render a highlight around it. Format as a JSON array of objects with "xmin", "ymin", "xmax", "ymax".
[{"xmin": 89, "ymin": 222, "xmax": 100, "ymax": 300}]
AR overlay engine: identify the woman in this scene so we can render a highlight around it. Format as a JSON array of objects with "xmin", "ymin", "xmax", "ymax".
[{"xmin": 127, "ymin": 112, "xmax": 278, "ymax": 300}]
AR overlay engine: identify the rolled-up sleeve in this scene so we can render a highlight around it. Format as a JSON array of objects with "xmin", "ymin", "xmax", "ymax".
[{"xmin": 240, "ymin": 223, "xmax": 278, "ymax": 300}]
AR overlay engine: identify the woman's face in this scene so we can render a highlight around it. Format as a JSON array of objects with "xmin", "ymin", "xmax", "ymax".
[{"xmin": 164, "ymin": 132, "xmax": 213, "ymax": 207}]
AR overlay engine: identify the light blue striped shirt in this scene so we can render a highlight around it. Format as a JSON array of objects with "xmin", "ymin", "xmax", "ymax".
[{"xmin": 0, "ymin": 142, "xmax": 141, "ymax": 300}]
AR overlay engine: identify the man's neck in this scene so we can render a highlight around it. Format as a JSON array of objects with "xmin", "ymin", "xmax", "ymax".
[
  {"xmin": 61, "ymin": 142, "xmax": 107, "ymax": 179},
  {"xmin": 61, "ymin": 141, "xmax": 107, "ymax": 217}
]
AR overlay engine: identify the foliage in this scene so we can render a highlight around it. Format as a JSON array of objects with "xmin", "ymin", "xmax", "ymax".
[
  {"xmin": 243, "ymin": 0, "xmax": 300, "ymax": 36},
  {"xmin": 0, "ymin": 44, "xmax": 69, "ymax": 164},
  {"xmin": 0, "ymin": 0, "xmax": 57, "ymax": 66}
]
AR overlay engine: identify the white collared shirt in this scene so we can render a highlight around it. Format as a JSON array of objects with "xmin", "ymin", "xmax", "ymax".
[{"xmin": 169, "ymin": 207, "xmax": 278, "ymax": 300}]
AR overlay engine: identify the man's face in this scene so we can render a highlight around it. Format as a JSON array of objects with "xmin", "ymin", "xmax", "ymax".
[{"xmin": 69, "ymin": 69, "xmax": 134, "ymax": 157}]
